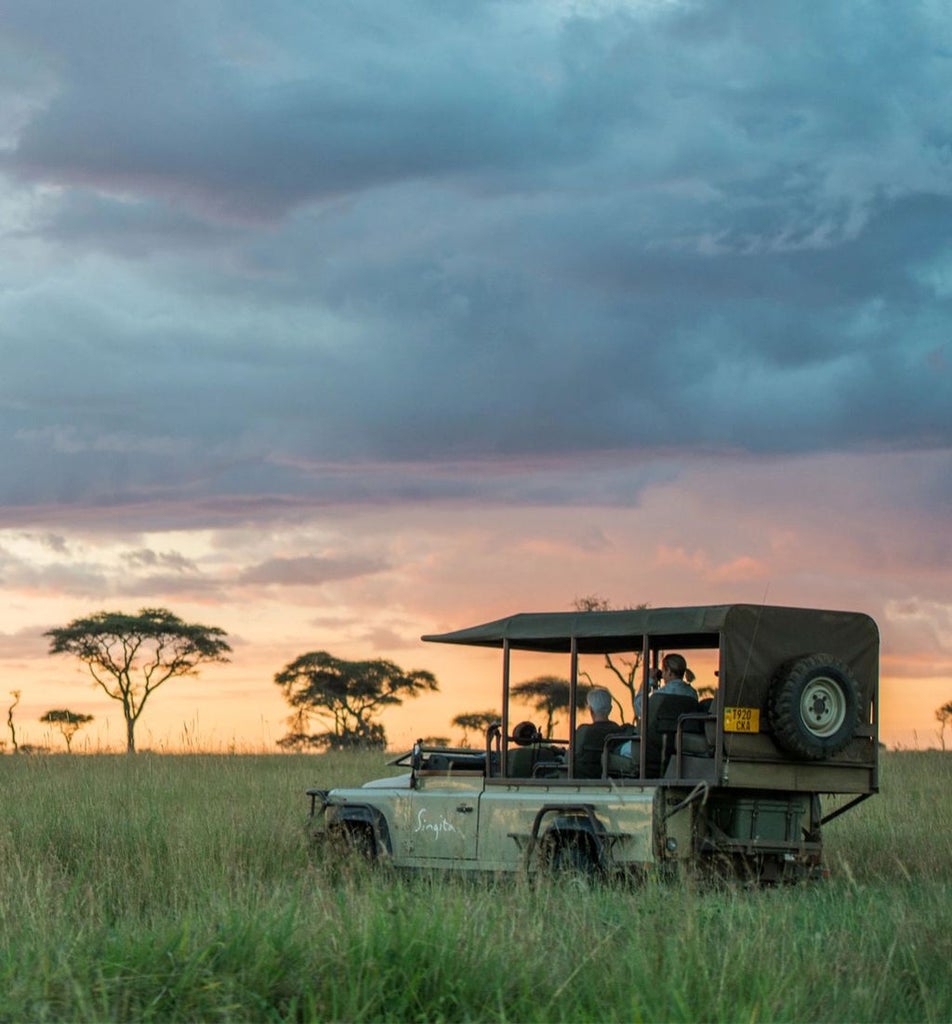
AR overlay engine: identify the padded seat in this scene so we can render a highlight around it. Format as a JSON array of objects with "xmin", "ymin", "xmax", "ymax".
[
  {"xmin": 675, "ymin": 700, "xmax": 717, "ymax": 757},
  {"xmin": 508, "ymin": 745, "xmax": 538, "ymax": 777},
  {"xmin": 603, "ymin": 733, "xmax": 641, "ymax": 778},
  {"xmin": 508, "ymin": 744, "xmax": 562, "ymax": 778},
  {"xmin": 574, "ymin": 720, "xmax": 630, "ymax": 778},
  {"xmin": 603, "ymin": 695, "xmax": 705, "ymax": 777},
  {"xmin": 679, "ymin": 730, "xmax": 712, "ymax": 755},
  {"xmin": 644, "ymin": 693, "xmax": 701, "ymax": 775}
]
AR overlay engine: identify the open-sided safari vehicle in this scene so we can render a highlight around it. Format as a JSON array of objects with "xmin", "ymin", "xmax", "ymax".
[{"xmin": 306, "ymin": 604, "xmax": 879, "ymax": 882}]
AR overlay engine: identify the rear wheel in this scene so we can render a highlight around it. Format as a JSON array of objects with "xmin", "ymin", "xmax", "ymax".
[
  {"xmin": 543, "ymin": 834, "xmax": 601, "ymax": 885},
  {"xmin": 768, "ymin": 654, "xmax": 861, "ymax": 760}
]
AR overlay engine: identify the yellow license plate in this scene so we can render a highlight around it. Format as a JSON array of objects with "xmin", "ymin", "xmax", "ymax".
[{"xmin": 724, "ymin": 707, "xmax": 760, "ymax": 733}]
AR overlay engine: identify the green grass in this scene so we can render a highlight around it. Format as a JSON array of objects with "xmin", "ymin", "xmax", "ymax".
[{"xmin": 1, "ymin": 751, "xmax": 950, "ymax": 1022}]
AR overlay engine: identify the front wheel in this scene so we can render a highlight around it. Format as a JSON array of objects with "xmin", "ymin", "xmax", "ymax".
[{"xmin": 323, "ymin": 822, "xmax": 379, "ymax": 873}]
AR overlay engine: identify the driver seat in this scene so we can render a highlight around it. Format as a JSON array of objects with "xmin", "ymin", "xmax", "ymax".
[{"xmin": 507, "ymin": 721, "xmax": 547, "ymax": 778}]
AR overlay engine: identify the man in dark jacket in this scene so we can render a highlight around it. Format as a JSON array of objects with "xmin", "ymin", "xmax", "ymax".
[{"xmin": 573, "ymin": 687, "xmax": 624, "ymax": 778}]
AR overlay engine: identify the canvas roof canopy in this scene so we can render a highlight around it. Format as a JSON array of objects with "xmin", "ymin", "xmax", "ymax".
[
  {"xmin": 423, "ymin": 604, "xmax": 879, "ymax": 693},
  {"xmin": 423, "ymin": 605, "xmax": 730, "ymax": 654}
]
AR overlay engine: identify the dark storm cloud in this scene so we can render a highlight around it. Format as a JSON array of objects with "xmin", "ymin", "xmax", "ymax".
[
  {"xmin": 1, "ymin": 0, "xmax": 951, "ymax": 516},
  {"xmin": 1, "ymin": 1, "xmax": 564, "ymax": 217}
]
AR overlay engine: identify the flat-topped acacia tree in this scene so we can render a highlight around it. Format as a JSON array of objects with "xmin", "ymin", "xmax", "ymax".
[
  {"xmin": 511, "ymin": 675, "xmax": 591, "ymax": 738},
  {"xmin": 40, "ymin": 708, "xmax": 94, "ymax": 753},
  {"xmin": 451, "ymin": 710, "xmax": 501, "ymax": 746},
  {"xmin": 274, "ymin": 651, "xmax": 438, "ymax": 751},
  {"xmin": 46, "ymin": 608, "xmax": 231, "ymax": 753}
]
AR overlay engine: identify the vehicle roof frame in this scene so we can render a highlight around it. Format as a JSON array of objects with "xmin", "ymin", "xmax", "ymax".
[{"xmin": 423, "ymin": 603, "xmax": 879, "ymax": 782}]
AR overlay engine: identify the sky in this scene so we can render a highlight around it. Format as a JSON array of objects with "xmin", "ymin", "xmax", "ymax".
[{"xmin": 1, "ymin": 0, "xmax": 950, "ymax": 754}]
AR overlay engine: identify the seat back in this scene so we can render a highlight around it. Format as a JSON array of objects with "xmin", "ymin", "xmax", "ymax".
[
  {"xmin": 645, "ymin": 694, "xmax": 700, "ymax": 776},
  {"xmin": 691, "ymin": 699, "xmax": 718, "ymax": 749},
  {"xmin": 650, "ymin": 694, "xmax": 701, "ymax": 732},
  {"xmin": 575, "ymin": 720, "xmax": 628, "ymax": 778},
  {"xmin": 603, "ymin": 733, "xmax": 640, "ymax": 778},
  {"xmin": 676, "ymin": 698, "xmax": 717, "ymax": 755},
  {"xmin": 507, "ymin": 745, "xmax": 538, "ymax": 778}
]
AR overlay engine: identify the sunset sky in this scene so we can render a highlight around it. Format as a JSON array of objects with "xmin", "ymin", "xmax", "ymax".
[{"xmin": 1, "ymin": 1, "xmax": 950, "ymax": 754}]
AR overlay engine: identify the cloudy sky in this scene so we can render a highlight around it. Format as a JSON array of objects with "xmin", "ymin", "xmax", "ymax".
[{"xmin": 1, "ymin": 0, "xmax": 950, "ymax": 752}]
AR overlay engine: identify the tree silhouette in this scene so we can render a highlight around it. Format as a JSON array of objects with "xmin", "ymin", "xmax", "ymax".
[
  {"xmin": 274, "ymin": 651, "xmax": 438, "ymax": 751},
  {"xmin": 574, "ymin": 595, "xmax": 647, "ymax": 721},
  {"xmin": 451, "ymin": 710, "xmax": 500, "ymax": 745},
  {"xmin": 40, "ymin": 709, "xmax": 94, "ymax": 753},
  {"xmin": 511, "ymin": 676, "xmax": 589, "ymax": 739},
  {"xmin": 7, "ymin": 690, "xmax": 20, "ymax": 754},
  {"xmin": 936, "ymin": 700, "xmax": 952, "ymax": 751},
  {"xmin": 46, "ymin": 608, "xmax": 231, "ymax": 753}
]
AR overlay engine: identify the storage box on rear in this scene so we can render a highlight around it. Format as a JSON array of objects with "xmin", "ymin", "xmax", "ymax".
[{"xmin": 709, "ymin": 796, "xmax": 807, "ymax": 842}]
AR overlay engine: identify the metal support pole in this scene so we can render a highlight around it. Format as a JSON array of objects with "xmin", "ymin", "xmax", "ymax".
[
  {"xmin": 501, "ymin": 639, "xmax": 510, "ymax": 778},
  {"xmin": 568, "ymin": 636, "xmax": 579, "ymax": 779}
]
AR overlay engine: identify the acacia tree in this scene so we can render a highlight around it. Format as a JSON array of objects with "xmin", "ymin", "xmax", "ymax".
[
  {"xmin": 46, "ymin": 608, "xmax": 231, "ymax": 753},
  {"xmin": 574, "ymin": 595, "xmax": 647, "ymax": 720},
  {"xmin": 40, "ymin": 709, "xmax": 94, "ymax": 753},
  {"xmin": 511, "ymin": 676, "xmax": 590, "ymax": 738},
  {"xmin": 274, "ymin": 651, "xmax": 438, "ymax": 751},
  {"xmin": 451, "ymin": 710, "xmax": 501, "ymax": 745},
  {"xmin": 936, "ymin": 700, "xmax": 952, "ymax": 751}
]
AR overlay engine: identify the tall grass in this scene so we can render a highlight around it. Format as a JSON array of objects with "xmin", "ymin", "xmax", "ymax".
[{"xmin": 1, "ymin": 751, "xmax": 949, "ymax": 1022}]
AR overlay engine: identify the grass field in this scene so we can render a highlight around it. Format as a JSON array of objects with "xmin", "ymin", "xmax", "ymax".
[{"xmin": 1, "ymin": 750, "xmax": 950, "ymax": 1023}]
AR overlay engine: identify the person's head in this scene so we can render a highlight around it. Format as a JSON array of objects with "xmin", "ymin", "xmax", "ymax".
[
  {"xmin": 661, "ymin": 652, "xmax": 695, "ymax": 684},
  {"xmin": 586, "ymin": 687, "xmax": 613, "ymax": 721}
]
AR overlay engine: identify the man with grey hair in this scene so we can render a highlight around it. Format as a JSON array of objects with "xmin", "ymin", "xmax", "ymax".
[{"xmin": 573, "ymin": 686, "xmax": 624, "ymax": 778}]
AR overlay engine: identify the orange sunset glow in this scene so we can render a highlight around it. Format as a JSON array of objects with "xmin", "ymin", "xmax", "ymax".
[
  {"xmin": 1, "ymin": 4, "xmax": 950, "ymax": 758},
  {"xmin": 4, "ymin": 453, "xmax": 950, "ymax": 754}
]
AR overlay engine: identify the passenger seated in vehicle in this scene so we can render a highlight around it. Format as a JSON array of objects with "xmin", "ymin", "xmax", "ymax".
[
  {"xmin": 635, "ymin": 653, "xmax": 699, "ymax": 721},
  {"xmin": 636, "ymin": 654, "xmax": 700, "ymax": 775},
  {"xmin": 573, "ymin": 688, "xmax": 625, "ymax": 779}
]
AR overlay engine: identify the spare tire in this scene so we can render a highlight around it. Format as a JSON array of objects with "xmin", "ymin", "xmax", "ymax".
[{"xmin": 768, "ymin": 653, "xmax": 861, "ymax": 760}]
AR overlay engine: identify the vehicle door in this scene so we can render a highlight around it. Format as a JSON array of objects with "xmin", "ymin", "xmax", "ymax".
[{"xmin": 403, "ymin": 775, "xmax": 481, "ymax": 860}]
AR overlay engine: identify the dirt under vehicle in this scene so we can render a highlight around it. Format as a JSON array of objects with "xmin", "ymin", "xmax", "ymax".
[{"xmin": 306, "ymin": 604, "xmax": 879, "ymax": 881}]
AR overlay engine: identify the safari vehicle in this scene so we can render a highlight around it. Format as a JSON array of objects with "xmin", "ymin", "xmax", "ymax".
[{"xmin": 306, "ymin": 604, "xmax": 879, "ymax": 881}]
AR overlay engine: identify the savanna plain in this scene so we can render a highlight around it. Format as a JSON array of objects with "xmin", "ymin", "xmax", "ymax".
[{"xmin": 1, "ymin": 750, "xmax": 950, "ymax": 1023}]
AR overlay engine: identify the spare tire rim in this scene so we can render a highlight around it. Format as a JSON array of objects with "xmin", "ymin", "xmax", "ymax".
[{"xmin": 800, "ymin": 676, "xmax": 847, "ymax": 737}]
